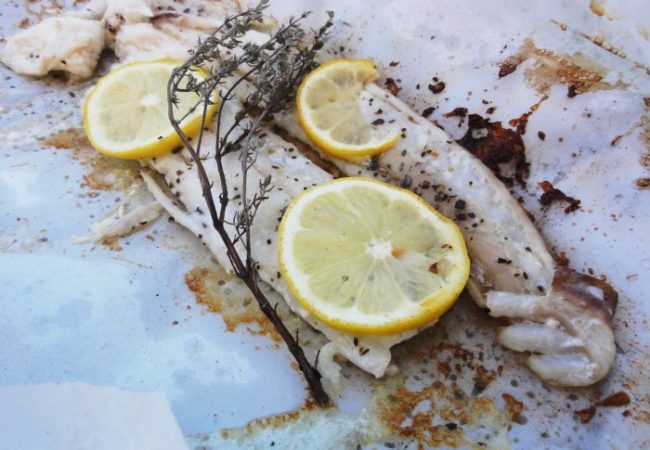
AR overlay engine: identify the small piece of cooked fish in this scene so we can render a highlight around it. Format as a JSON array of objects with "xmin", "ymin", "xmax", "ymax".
[
  {"xmin": 274, "ymin": 82, "xmax": 618, "ymax": 386},
  {"xmin": 0, "ymin": 17, "xmax": 105, "ymax": 78}
]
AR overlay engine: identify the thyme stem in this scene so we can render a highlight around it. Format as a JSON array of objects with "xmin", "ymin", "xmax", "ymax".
[{"xmin": 167, "ymin": 0, "xmax": 333, "ymax": 407}]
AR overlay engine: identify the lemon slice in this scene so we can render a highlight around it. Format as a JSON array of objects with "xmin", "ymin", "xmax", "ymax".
[
  {"xmin": 278, "ymin": 177, "xmax": 470, "ymax": 335},
  {"xmin": 296, "ymin": 59, "xmax": 400, "ymax": 159},
  {"xmin": 83, "ymin": 60, "xmax": 216, "ymax": 160}
]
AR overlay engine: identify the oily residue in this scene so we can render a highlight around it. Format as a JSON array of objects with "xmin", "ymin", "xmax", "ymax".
[
  {"xmin": 499, "ymin": 38, "xmax": 620, "ymax": 95},
  {"xmin": 184, "ymin": 265, "xmax": 278, "ymax": 338},
  {"xmin": 374, "ymin": 380, "xmax": 518, "ymax": 449},
  {"xmin": 214, "ymin": 374, "xmax": 521, "ymax": 449},
  {"xmin": 456, "ymin": 114, "xmax": 529, "ymax": 187},
  {"xmin": 183, "ymin": 264, "xmax": 324, "ymax": 351},
  {"xmin": 538, "ymin": 180, "xmax": 581, "ymax": 213},
  {"xmin": 42, "ymin": 128, "xmax": 141, "ymax": 192}
]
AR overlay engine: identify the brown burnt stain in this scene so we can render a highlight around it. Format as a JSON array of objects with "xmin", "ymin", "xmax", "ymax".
[
  {"xmin": 501, "ymin": 393, "xmax": 525, "ymax": 422},
  {"xmin": 598, "ymin": 391, "xmax": 631, "ymax": 407},
  {"xmin": 575, "ymin": 391, "xmax": 631, "ymax": 424},
  {"xmin": 184, "ymin": 265, "xmax": 280, "ymax": 339},
  {"xmin": 42, "ymin": 128, "xmax": 141, "ymax": 192},
  {"xmin": 508, "ymin": 95, "xmax": 548, "ymax": 135},
  {"xmin": 502, "ymin": 38, "xmax": 623, "ymax": 95},
  {"xmin": 538, "ymin": 180, "xmax": 581, "ymax": 213},
  {"xmin": 220, "ymin": 398, "xmax": 326, "ymax": 439},
  {"xmin": 575, "ymin": 404, "xmax": 597, "ymax": 424},
  {"xmin": 457, "ymin": 114, "xmax": 529, "ymax": 187},
  {"xmin": 498, "ymin": 54, "xmax": 526, "ymax": 79},
  {"xmin": 19, "ymin": 18, "xmax": 31, "ymax": 29}
]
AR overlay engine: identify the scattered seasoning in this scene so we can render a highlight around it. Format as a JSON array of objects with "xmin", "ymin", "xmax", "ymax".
[
  {"xmin": 537, "ymin": 131, "xmax": 546, "ymax": 140},
  {"xmin": 428, "ymin": 263, "xmax": 439, "ymax": 274},
  {"xmin": 389, "ymin": 61, "xmax": 400, "ymax": 67},
  {"xmin": 497, "ymin": 258, "xmax": 512, "ymax": 264},
  {"xmin": 567, "ymin": 84, "xmax": 578, "ymax": 98},
  {"xmin": 371, "ymin": 118, "xmax": 385, "ymax": 126},
  {"xmin": 456, "ymin": 114, "xmax": 529, "ymax": 187},
  {"xmin": 400, "ymin": 174, "xmax": 412, "ymax": 188},
  {"xmin": 454, "ymin": 199, "xmax": 466, "ymax": 209},
  {"xmin": 428, "ymin": 81, "xmax": 446, "ymax": 94},
  {"xmin": 538, "ymin": 180, "xmax": 581, "ymax": 213},
  {"xmin": 443, "ymin": 107, "xmax": 468, "ymax": 118},
  {"xmin": 422, "ymin": 106, "xmax": 436, "ymax": 118},
  {"xmin": 384, "ymin": 78, "xmax": 402, "ymax": 96},
  {"xmin": 486, "ymin": 106, "xmax": 496, "ymax": 115}
]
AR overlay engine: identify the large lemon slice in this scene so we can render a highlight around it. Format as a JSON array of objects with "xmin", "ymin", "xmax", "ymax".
[
  {"xmin": 278, "ymin": 178, "xmax": 470, "ymax": 336},
  {"xmin": 296, "ymin": 59, "xmax": 400, "ymax": 159},
  {"xmin": 83, "ymin": 60, "xmax": 216, "ymax": 159}
]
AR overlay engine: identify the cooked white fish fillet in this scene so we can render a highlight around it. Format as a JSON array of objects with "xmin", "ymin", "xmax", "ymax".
[
  {"xmin": 0, "ymin": 17, "xmax": 105, "ymax": 78},
  {"xmin": 2, "ymin": 0, "xmax": 618, "ymax": 386},
  {"xmin": 274, "ymin": 83, "xmax": 618, "ymax": 386},
  {"xmin": 140, "ymin": 102, "xmax": 419, "ymax": 385},
  {"xmin": 74, "ymin": 201, "xmax": 163, "ymax": 244}
]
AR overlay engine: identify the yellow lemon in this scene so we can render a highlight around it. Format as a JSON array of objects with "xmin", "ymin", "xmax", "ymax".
[
  {"xmin": 278, "ymin": 177, "xmax": 470, "ymax": 336},
  {"xmin": 83, "ymin": 60, "xmax": 216, "ymax": 159},
  {"xmin": 296, "ymin": 59, "xmax": 400, "ymax": 160}
]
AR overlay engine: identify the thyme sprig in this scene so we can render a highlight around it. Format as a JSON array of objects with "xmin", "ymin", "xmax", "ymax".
[{"xmin": 167, "ymin": 1, "xmax": 333, "ymax": 406}]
